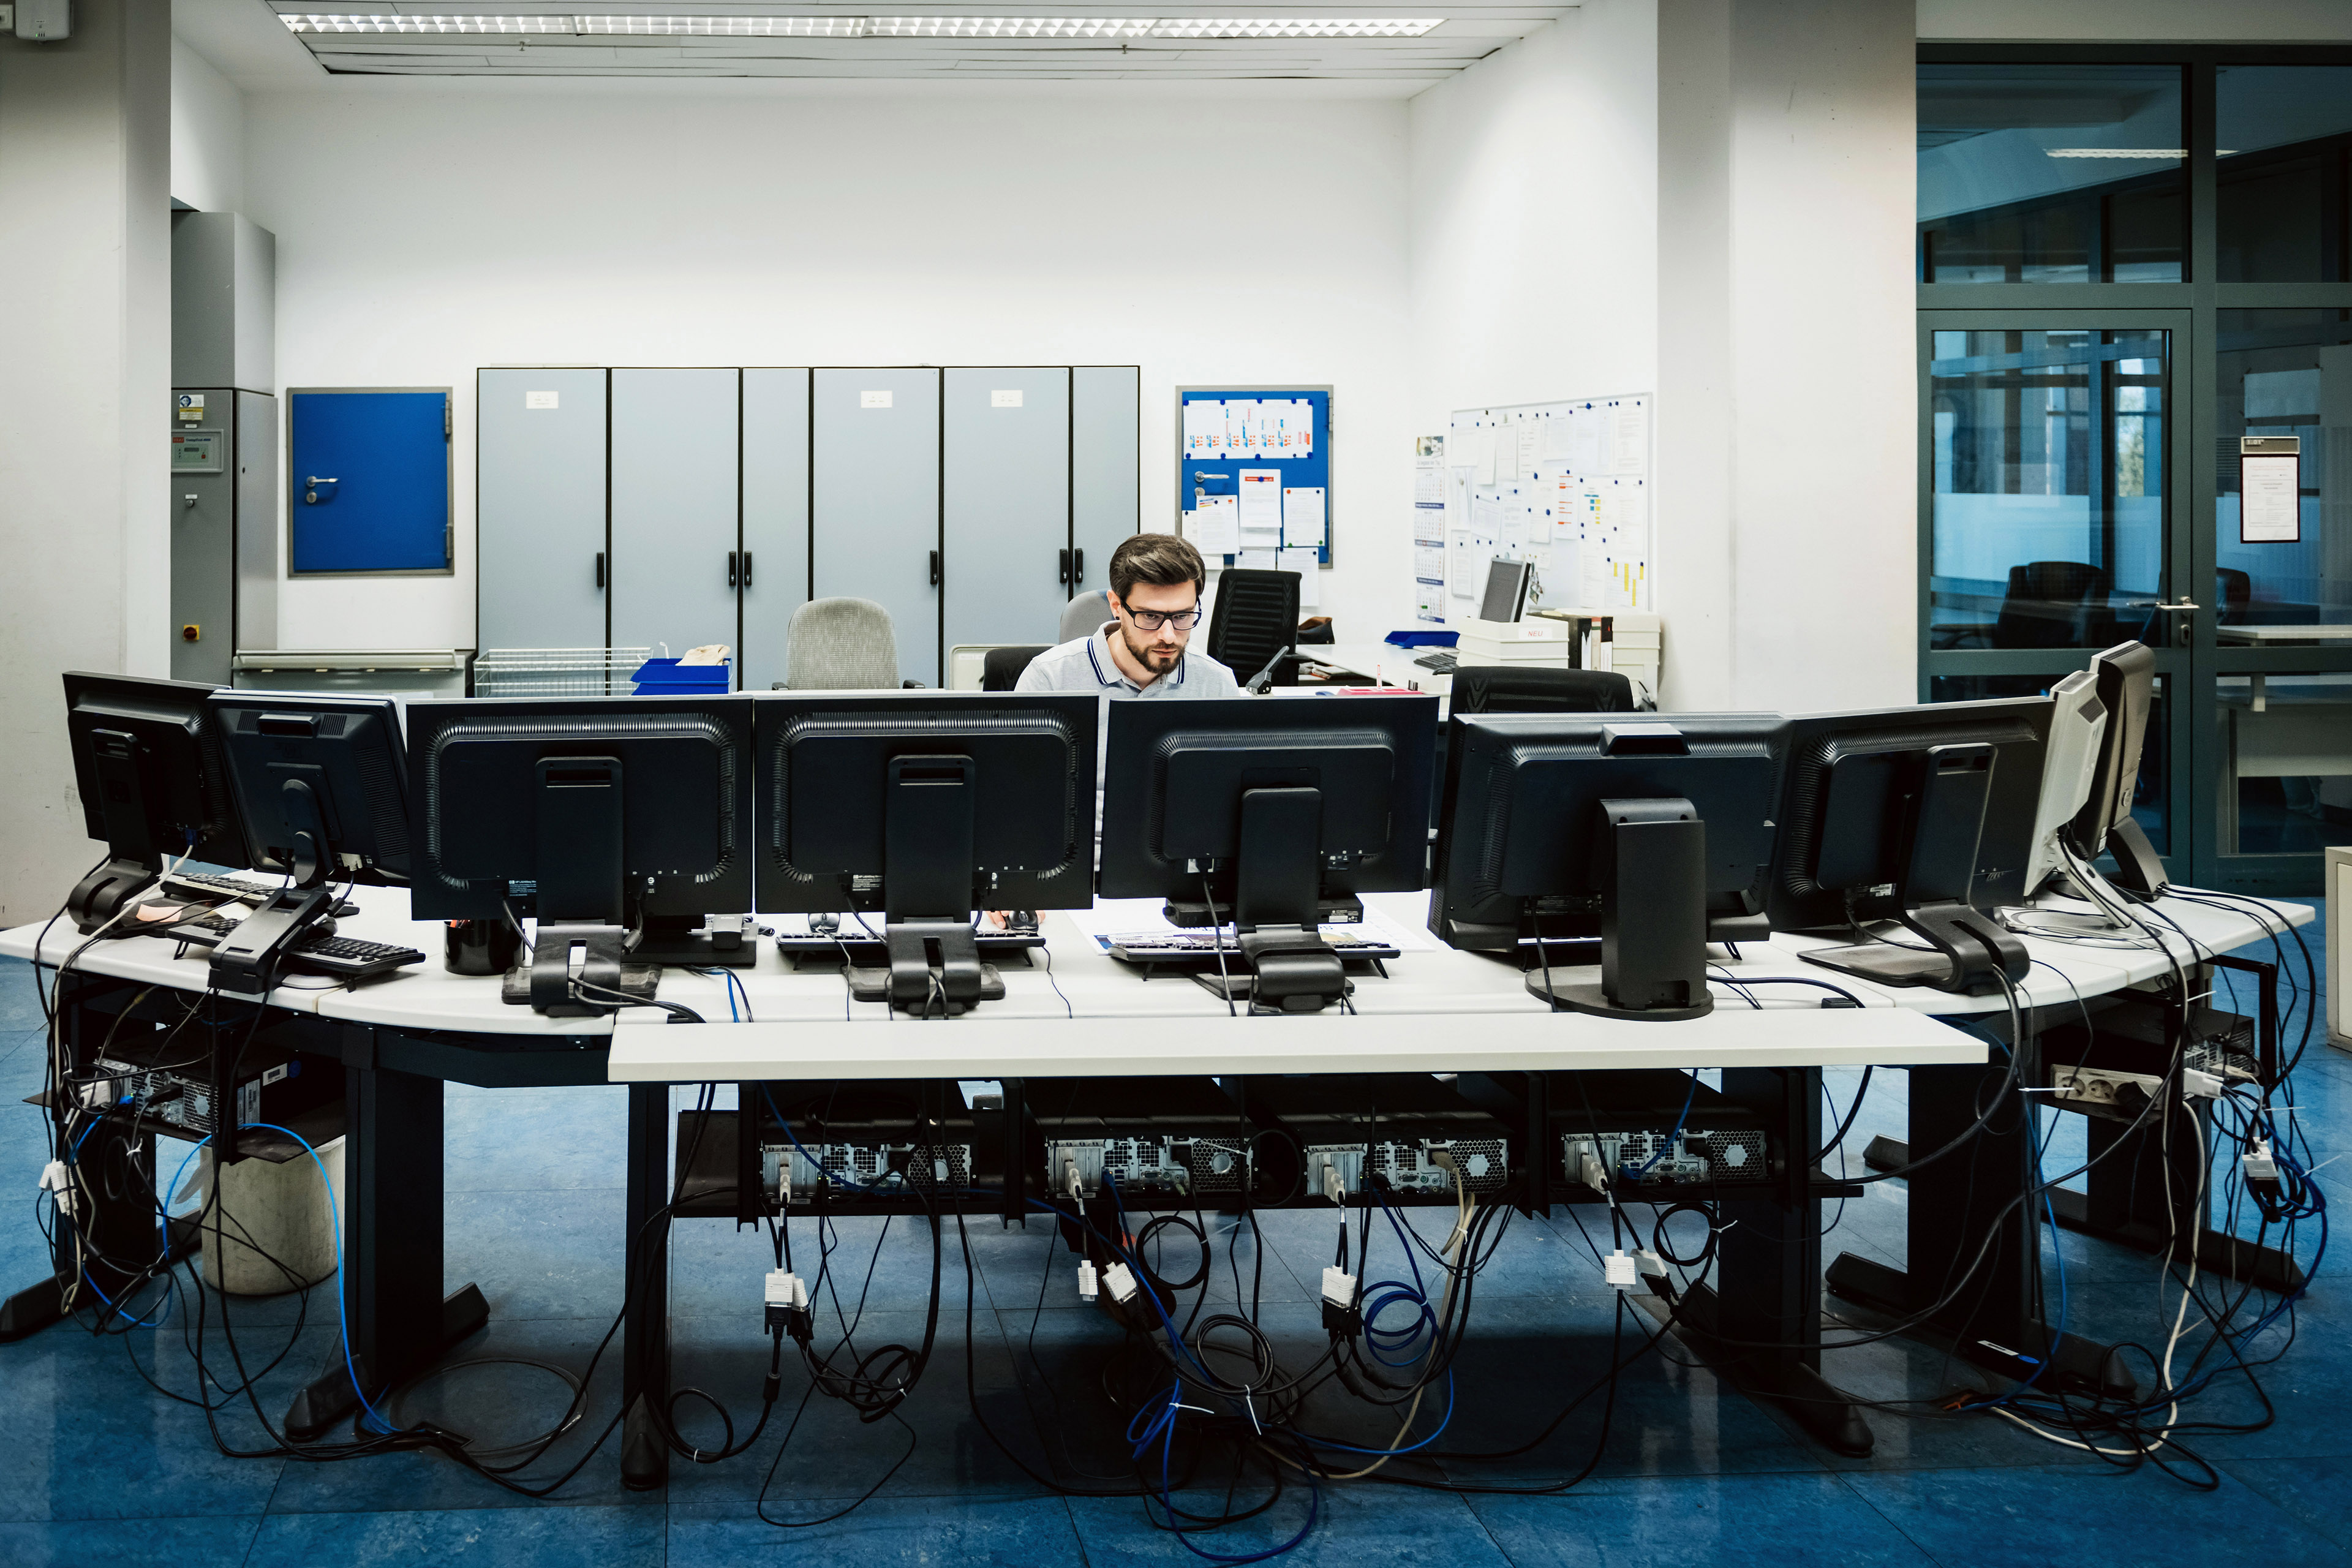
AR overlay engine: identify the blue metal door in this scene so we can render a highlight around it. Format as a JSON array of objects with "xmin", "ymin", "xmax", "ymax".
[{"xmin": 288, "ymin": 389, "xmax": 451, "ymax": 573}]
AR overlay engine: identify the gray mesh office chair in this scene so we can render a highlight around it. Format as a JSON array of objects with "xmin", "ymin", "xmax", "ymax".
[
  {"xmin": 1060, "ymin": 590, "xmax": 1111, "ymax": 644},
  {"xmin": 778, "ymin": 597, "xmax": 903, "ymax": 690}
]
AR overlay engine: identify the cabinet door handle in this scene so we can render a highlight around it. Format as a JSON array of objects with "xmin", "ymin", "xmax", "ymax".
[
  {"xmin": 1058, "ymin": 548, "xmax": 1071, "ymax": 585},
  {"xmin": 741, "ymin": 551, "xmax": 752, "ymax": 588},
  {"xmin": 1072, "ymin": 547, "xmax": 1084, "ymax": 585},
  {"xmin": 595, "ymin": 552, "xmax": 605, "ymax": 589},
  {"xmin": 929, "ymin": 549, "xmax": 941, "ymax": 587},
  {"xmin": 727, "ymin": 551, "xmax": 739, "ymax": 588}
]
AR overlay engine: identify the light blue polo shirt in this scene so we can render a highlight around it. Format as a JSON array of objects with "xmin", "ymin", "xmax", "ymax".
[{"xmin": 1014, "ymin": 622, "xmax": 1239, "ymax": 699}]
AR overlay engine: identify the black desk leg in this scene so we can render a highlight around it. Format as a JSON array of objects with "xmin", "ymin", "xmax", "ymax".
[
  {"xmin": 1, "ymin": 981, "xmax": 196, "ymax": 1341},
  {"xmin": 285, "ymin": 1063, "xmax": 489, "ymax": 1439},
  {"xmin": 1694, "ymin": 1065, "xmax": 1874, "ymax": 1456},
  {"xmin": 621, "ymin": 1081, "xmax": 670, "ymax": 1491},
  {"xmin": 1825, "ymin": 1052, "xmax": 2133, "ymax": 1398}
]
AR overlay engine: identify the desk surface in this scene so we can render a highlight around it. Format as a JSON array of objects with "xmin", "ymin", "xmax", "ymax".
[
  {"xmin": 0, "ymin": 884, "xmax": 2309, "ymax": 1082},
  {"xmin": 2217, "ymin": 624, "xmax": 2352, "ymax": 644}
]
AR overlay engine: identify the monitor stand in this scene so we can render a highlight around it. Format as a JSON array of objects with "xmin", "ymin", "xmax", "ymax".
[
  {"xmin": 70, "ymin": 728, "xmax": 167, "ymax": 935},
  {"xmin": 846, "ymin": 753, "xmax": 1003, "ymax": 1016},
  {"xmin": 522, "ymin": 754, "xmax": 661, "ymax": 1017},
  {"xmin": 1529, "ymin": 796, "xmax": 1713, "ymax": 1022},
  {"xmin": 68, "ymin": 858, "xmax": 162, "ymax": 937},
  {"xmin": 628, "ymin": 913, "xmax": 759, "ymax": 967},
  {"xmin": 1800, "ymin": 901, "xmax": 2027, "ymax": 995},
  {"xmin": 2103, "ymin": 815, "xmax": 2169, "ymax": 896},
  {"xmin": 527, "ymin": 924, "xmax": 657, "ymax": 1017},
  {"xmin": 1187, "ymin": 786, "xmax": 1351, "ymax": 1014},
  {"xmin": 209, "ymin": 778, "xmax": 339, "ymax": 997}
]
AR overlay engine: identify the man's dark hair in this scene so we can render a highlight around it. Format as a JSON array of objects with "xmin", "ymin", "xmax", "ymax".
[{"xmin": 1107, "ymin": 532, "xmax": 1205, "ymax": 602}]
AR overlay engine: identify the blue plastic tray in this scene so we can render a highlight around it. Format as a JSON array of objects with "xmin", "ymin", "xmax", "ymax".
[
  {"xmin": 1383, "ymin": 630, "xmax": 1459, "ymax": 648},
  {"xmin": 631, "ymin": 657, "xmax": 731, "ymax": 696}
]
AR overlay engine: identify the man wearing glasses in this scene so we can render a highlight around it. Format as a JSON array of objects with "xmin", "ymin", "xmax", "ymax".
[{"xmin": 1017, "ymin": 532, "xmax": 1238, "ymax": 699}]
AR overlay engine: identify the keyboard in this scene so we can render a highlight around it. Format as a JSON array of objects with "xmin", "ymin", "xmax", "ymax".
[
  {"xmin": 1105, "ymin": 932, "xmax": 1400, "ymax": 962},
  {"xmin": 166, "ymin": 916, "xmax": 425, "ymax": 984},
  {"xmin": 161, "ymin": 870, "xmax": 358, "ymax": 917},
  {"xmin": 1412, "ymin": 651, "xmax": 1458, "ymax": 673}
]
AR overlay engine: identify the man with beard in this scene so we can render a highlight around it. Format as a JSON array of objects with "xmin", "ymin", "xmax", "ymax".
[{"xmin": 1016, "ymin": 532, "xmax": 1238, "ymax": 701}]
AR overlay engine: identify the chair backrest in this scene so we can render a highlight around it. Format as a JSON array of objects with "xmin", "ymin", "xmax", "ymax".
[
  {"xmin": 2215, "ymin": 566, "xmax": 2252, "ymax": 622},
  {"xmin": 783, "ymin": 597, "xmax": 899, "ymax": 690},
  {"xmin": 1059, "ymin": 590, "xmax": 1111, "ymax": 645},
  {"xmin": 981, "ymin": 645, "xmax": 1049, "ymax": 692},
  {"xmin": 1450, "ymin": 665, "xmax": 1635, "ymax": 715},
  {"xmin": 1992, "ymin": 560, "xmax": 2111, "ymax": 650},
  {"xmin": 1205, "ymin": 569, "xmax": 1300, "ymax": 686}
]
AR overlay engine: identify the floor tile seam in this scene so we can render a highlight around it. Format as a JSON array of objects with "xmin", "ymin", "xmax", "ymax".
[{"xmin": 1825, "ymin": 1466, "xmax": 1958, "ymax": 1568}]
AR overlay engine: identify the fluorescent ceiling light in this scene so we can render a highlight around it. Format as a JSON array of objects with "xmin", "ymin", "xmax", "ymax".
[
  {"xmin": 1148, "ymin": 16, "xmax": 1441, "ymax": 34},
  {"xmin": 2044, "ymin": 148, "xmax": 2185, "ymax": 159},
  {"xmin": 281, "ymin": 12, "xmax": 1447, "ymax": 38},
  {"xmin": 868, "ymin": 15, "xmax": 1156, "ymax": 35}
]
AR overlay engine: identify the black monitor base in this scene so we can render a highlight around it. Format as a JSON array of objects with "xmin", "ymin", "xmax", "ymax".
[
  {"xmin": 1800, "ymin": 901, "xmax": 2026, "ymax": 997},
  {"xmin": 67, "ymin": 856, "xmax": 160, "ymax": 937},
  {"xmin": 1188, "ymin": 927, "xmax": 1352, "ymax": 1012},
  {"xmin": 524, "ymin": 924, "xmax": 650, "ymax": 1017},
  {"xmin": 209, "ymin": 884, "xmax": 337, "ymax": 996},
  {"xmin": 2104, "ymin": 815, "xmax": 2169, "ymax": 896},
  {"xmin": 1527, "ymin": 973, "xmax": 1713, "ymax": 1022},
  {"xmin": 848, "ymin": 919, "xmax": 1002, "ymax": 1014}
]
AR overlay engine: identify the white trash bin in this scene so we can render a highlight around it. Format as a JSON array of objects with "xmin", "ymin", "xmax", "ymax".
[{"xmin": 195, "ymin": 1135, "xmax": 346, "ymax": 1295}]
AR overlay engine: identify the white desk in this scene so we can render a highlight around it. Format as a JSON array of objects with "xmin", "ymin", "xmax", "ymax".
[{"xmin": 2217, "ymin": 624, "xmax": 2352, "ymax": 645}]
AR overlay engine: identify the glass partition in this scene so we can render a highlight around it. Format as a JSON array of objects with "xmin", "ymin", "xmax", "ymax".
[
  {"xmin": 2215, "ymin": 309, "xmax": 2352, "ymax": 635},
  {"xmin": 2217, "ymin": 67, "xmax": 2352, "ymax": 283}
]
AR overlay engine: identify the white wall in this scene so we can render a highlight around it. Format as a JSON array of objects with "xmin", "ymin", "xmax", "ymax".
[
  {"xmin": 0, "ymin": 0, "xmax": 172, "ymax": 922},
  {"xmin": 1407, "ymin": 4, "xmax": 1661, "ymax": 429},
  {"xmin": 240, "ymin": 88, "xmax": 1414, "ymax": 653},
  {"xmin": 170, "ymin": 34, "xmax": 241, "ymax": 210}
]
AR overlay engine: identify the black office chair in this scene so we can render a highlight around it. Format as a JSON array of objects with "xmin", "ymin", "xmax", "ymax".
[
  {"xmin": 2215, "ymin": 567, "xmax": 2252, "ymax": 625},
  {"xmin": 1991, "ymin": 561, "xmax": 2112, "ymax": 649},
  {"xmin": 1450, "ymin": 666, "xmax": 1635, "ymax": 714},
  {"xmin": 1205, "ymin": 569, "xmax": 1301, "ymax": 692},
  {"xmin": 981, "ymin": 645, "xmax": 1048, "ymax": 692}
]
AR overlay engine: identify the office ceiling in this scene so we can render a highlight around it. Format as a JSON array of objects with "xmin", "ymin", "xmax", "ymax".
[{"xmin": 254, "ymin": 2, "xmax": 1568, "ymax": 82}]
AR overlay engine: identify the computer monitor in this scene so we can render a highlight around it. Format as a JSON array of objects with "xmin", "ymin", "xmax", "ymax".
[
  {"xmin": 2068, "ymin": 639, "xmax": 2166, "ymax": 894},
  {"xmin": 2021, "ymin": 669, "xmax": 2106, "ymax": 899},
  {"xmin": 206, "ymin": 692, "xmax": 413, "ymax": 995},
  {"xmin": 1428, "ymin": 713, "xmax": 1789, "ymax": 1020},
  {"xmin": 1098, "ymin": 695, "xmax": 1438, "ymax": 1012},
  {"xmin": 755, "ymin": 692, "xmax": 1099, "ymax": 1014},
  {"xmin": 60, "ymin": 672, "xmax": 244, "ymax": 933},
  {"xmin": 1766, "ymin": 696, "xmax": 2051, "ymax": 994},
  {"xmin": 407, "ymin": 695, "xmax": 755, "ymax": 1015},
  {"xmin": 1479, "ymin": 559, "xmax": 1532, "ymax": 623}
]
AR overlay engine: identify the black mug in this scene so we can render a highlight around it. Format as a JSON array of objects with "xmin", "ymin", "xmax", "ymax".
[{"xmin": 444, "ymin": 918, "xmax": 522, "ymax": 976}]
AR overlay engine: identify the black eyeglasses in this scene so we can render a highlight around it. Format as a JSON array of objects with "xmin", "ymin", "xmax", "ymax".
[{"xmin": 1125, "ymin": 606, "xmax": 1203, "ymax": 632}]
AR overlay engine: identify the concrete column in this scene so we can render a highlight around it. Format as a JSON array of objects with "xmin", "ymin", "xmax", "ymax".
[
  {"xmin": 1654, "ymin": 0, "xmax": 1915, "ymax": 712},
  {"xmin": 0, "ymin": 0, "xmax": 173, "ymax": 922}
]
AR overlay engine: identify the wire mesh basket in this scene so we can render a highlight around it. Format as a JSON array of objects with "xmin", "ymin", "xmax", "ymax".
[{"xmin": 472, "ymin": 647, "xmax": 653, "ymax": 699}]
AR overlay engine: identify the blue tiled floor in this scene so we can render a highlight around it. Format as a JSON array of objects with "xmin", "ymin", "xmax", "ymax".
[{"xmin": 0, "ymin": 900, "xmax": 2340, "ymax": 1566}]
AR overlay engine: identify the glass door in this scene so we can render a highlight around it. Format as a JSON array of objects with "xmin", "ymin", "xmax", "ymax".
[
  {"xmin": 2196, "ymin": 307, "xmax": 2352, "ymax": 891},
  {"xmin": 1918, "ymin": 311, "xmax": 2195, "ymax": 880}
]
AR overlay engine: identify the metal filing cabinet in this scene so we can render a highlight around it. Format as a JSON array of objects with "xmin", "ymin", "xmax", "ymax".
[
  {"xmin": 813, "ymin": 368, "xmax": 942, "ymax": 687},
  {"xmin": 943, "ymin": 367, "xmax": 1071, "ymax": 654},
  {"xmin": 611, "ymin": 369, "xmax": 743, "ymax": 680},
  {"xmin": 742, "ymin": 369, "xmax": 812, "ymax": 692},
  {"xmin": 477, "ymin": 368, "xmax": 610, "ymax": 652},
  {"xmin": 170, "ymin": 390, "xmax": 277, "ymax": 685},
  {"xmin": 1071, "ymin": 366, "xmax": 1140, "ymax": 600}
]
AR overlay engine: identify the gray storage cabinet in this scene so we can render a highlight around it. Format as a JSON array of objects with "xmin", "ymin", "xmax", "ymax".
[
  {"xmin": 1071, "ymin": 366, "xmax": 1140, "ymax": 600},
  {"xmin": 943, "ymin": 368, "xmax": 1070, "ymax": 654},
  {"xmin": 742, "ymin": 369, "xmax": 812, "ymax": 692},
  {"xmin": 612, "ymin": 369, "xmax": 742, "ymax": 680},
  {"xmin": 477, "ymin": 368, "xmax": 609, "ymax": 652},
  {"xmin": 170, "ymin": 388, "xmax": 277, "ymax": 684},
  {"xmin": 813, "ymin": 368, "xmax": 941, "ymax": 687}
]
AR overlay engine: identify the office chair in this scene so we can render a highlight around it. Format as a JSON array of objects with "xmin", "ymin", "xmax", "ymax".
[
  {"xmin": 1059, "ymin": 590, "xmax": 1111, "ymax": 644},
  {"xmin": 2215, "ymin": 567, "xmax": 2252, "ymax": 625},
  {"xmin": 1204, "ymin": 568, "xmax": 1301, "ymax": 692},
  {"xmin": 981, "ymin": 646, "xmax": 1049, "ymax": 692},
  {"xmin": 1991, "ymin": 561, "xmax": 2111, "ymax": 650},
  {"xmin": 782, "ymin": 597, "xmax": 906, "ymax": 689},
  {"xmin": 1450, "ymin": 666, "xmax": 1635, "ymax": 714}
]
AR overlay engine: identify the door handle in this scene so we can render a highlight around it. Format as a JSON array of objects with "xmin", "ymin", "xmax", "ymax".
[
  {"xmin": 929, "ymin": 550, "xmax": 941, "ymax": 587},
  {"xmin": 728, "ymin": 551, "xmax": 739, "ymax": 589},
  {"xmin": 595, "ymin": 551, "xmax": 605, "ymax": 589},
  {"xmin": 1072, "ymin": 547, "xmax": 1084, "ymax": 585},
  {"xmin": 303, "ymin": 475, "xmax": 338, "ymax": 505},
  {"xmin": 741, "ymin": 551, "xmax": 752, "ymax": 588},
  {"xmin": 1058, "ymin": 548, "xmax": 1071, "ymax": 585}
]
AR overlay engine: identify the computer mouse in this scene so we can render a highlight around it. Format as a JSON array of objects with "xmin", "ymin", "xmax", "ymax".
[
  {"xmin": 1010, "ymin": 910, "xmax": 1039, "ymax": 933},
  {"xmin": 810, "ymin": 912, "xmax": 840, "ymax": 935}
]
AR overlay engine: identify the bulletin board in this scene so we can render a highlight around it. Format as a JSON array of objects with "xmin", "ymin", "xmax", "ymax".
[
  {"xmin": 1175, "ymin": 386, "xmax": 1332, "ymax": 574},
  {"xmin": 1417, "ymin": 393, "xmax": 1651, "ymax": 624}
]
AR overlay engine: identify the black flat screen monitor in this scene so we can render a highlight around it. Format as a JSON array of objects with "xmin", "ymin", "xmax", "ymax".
[
  {"xmin": 407, "ymin": 695, "xmax": 753, "ymax": 946},
  {"xmin": 1098, "ymin": 695, "xmax": 1438, "ymax": 1011},
  {"xmin": 1479, "ymin": 559, "xmax": 1532, "ymax": 623},
  {"xmin": 1766, "ymin": 695, "xmax": 2050, "ymax": 992},
  {"xmin": 211, "ymin": 693, "xmax": 412, "ymax": 887},
  {"xmin": 61, "ymin": 672, "xmax": 244, "ymax": 930},
  {"xmin": 1428, "ymin": 712, "xmax": 1789, "ymax": 1019},
  {"xmin": 2068, "ymin": 639, "xmax": 2165, "ymax": 892},
  {"xmin": 754, "ymin": 692, "xmax": 1098, "ymax": 918}
]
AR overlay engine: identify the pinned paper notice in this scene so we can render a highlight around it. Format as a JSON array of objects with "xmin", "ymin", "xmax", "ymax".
[
  {"xmin": 1281, "ymin": 487, "xmax": 1326, "ymax": 548},
  {"xmin": 1238, "ymin": 469, "xmax": 1284, "ymax": 538},
  {"xmin": 1189, "ymin": 496, "xmax": 1240, "ymax": 556},
  {"xmin": 1280, "ymin": 548, "xmax": 1321, "ymax": 606}
]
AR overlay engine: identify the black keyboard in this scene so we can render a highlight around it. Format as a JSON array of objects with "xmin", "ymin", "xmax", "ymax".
[
  {"xmin": 1106, "ymin": 932, "xmax": 1399, "ymax": 962},
  {"xmin": 163, "ymin": 870, "xmax": 281, "ymax": 903},
  {"xmin": 1412, "ymin": 651, "xmax": 1458, "ymax": 672},
  {"xmin": 167, "ymin": 917, "xmax": 424, "ymax": 984}
]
